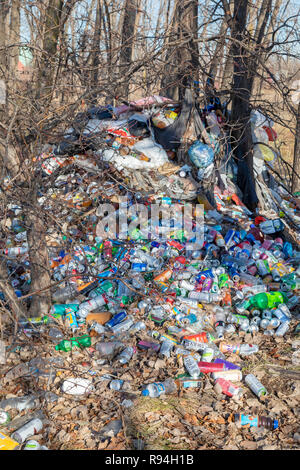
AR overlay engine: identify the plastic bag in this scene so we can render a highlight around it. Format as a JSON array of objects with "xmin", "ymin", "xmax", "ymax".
[
  {"xmin": 188, "ymin": 141, "xmax": 214, "ymax": 169},
  {"xmin": 101, "ymin": 137, "xmax": 169, "ymax": 171},
  {"xmin": 253, "ymin": 143, "xmax": 277, "ymax": 163}
]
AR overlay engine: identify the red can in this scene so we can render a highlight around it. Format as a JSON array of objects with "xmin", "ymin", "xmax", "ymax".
[
  {"xmin": 183, "ymin": 332, "xmax": 209, "ymax": 343},
  {"xmin": 214, "ymin": 378, "xmax": 244, "ymax": 399},
  {"xmin": 197, "ymin": 361, "xmax": 225, "ymax": 373}
]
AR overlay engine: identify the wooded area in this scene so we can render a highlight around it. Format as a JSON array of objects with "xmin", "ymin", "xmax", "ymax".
[{"xmin": 0, "ymin": 0, "xmax": 299, "ymax": 452}]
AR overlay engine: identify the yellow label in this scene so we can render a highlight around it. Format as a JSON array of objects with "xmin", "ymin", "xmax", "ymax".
[{"xmin": 0, "ymin": 432, "xmax": 19, "ymax": 450}]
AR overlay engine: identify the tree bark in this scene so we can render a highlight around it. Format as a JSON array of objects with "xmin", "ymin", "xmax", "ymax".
[
  {"xmin": 117, "ymin": 0, "xmax": 139, "ymax": 100},
  {"xmin": 39, "ymin": 0, "xmax": 64, "ymax": 102},
  {"xmin": 292, "ymin": 101, "xmax": 300, "ymax": 192}
]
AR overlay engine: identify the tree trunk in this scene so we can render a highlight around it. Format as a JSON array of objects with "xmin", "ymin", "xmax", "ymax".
[
  {"xmin": 90, "ymin": 0, "xmax": 102, "ymax": 105},
  {"xmin": 26, "ymin": 199, "xmax": 52, "ymax": 316},
  {"xmin": 117, "ymin": 0, "xmax": 139, "ymax": 100},
  {"xmin": 229, "ymin": 0, "xmax": 258, "ymax": 210},
  {"xmin": 0, "ymin": 0, "xmax": 10, "ymax": 123},
  {"xmin": 39, "ymin": 0, "xmax": 64, "ymax": 102},
  {"xmin": 292, "ymin": 101, "xmax": 300, "ymax": 193},
  {"xmin": 160, "ymin": 0, "xmax": 199, "ymax": 101}
]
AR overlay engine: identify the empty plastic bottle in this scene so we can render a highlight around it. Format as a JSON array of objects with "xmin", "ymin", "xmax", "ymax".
[
  {"xmin": 237, "ymin": 292, "xmax": 288, "ymax": 312},
  {"xmin": 78, "ymin": 295, "xmax": 107, "ymax": 318},
  {"xmin": 117, "ymin": 346, "xmax": 135, "ymax": 364},
  {"xmin": 214, "ymin": 311, "xmax": 226, "ymax": 338},
  {"xmin": 141, "ymin": 378, "xmax": 177, "ymax": 397},
  {"xmin": 232, "ymin": 413, "xmax": 278, "ymax": 430},
  {"xmin": 55, "ymin": 335, "xmax": 91, "ymax": 352},
  {"xmin": 184, "ymin": 355, "xmax": 201, "ymax": 378}
]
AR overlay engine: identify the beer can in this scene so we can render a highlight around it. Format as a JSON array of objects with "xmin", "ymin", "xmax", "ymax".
[
  {"xmin": 211, "ymin": 370, "xmax": 243, "ymax": 382},
  {"xmin": 214, "ymin": 378, "xmax": 244, "ymax": 400},
  {"xmin": 24, "ymin": 440, "xmax": 41, "ymax": 450},
  {"xmin": 11, "ymin": 418, "xmax": 43, "ymax": 443},
  {"xmin": 245, "ymin": 373, "xmax": 267, "ymax": 398},
  {"xmin": 201, "ymin": 347, "xmax": 214, "ymax": 362}
]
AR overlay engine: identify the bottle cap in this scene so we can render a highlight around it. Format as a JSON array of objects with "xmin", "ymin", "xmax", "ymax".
[
  {"xmin": 273, "ymin": 419, "xmax": 279, "ymax": 430},
  {"xmin": 141, "ymin": 390, "xmax": 149, "ymax": 396}
]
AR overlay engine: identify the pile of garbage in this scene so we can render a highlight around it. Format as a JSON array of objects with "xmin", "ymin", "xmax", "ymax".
[{"xmin": 0, "ymin": 93, "xmax": 300, "ymax": 450}]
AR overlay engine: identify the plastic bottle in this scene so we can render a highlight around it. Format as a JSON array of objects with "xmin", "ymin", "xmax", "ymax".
[
  {"xmin": 0, "ymin": 340, "xmax": 6, "ymax": 365},
  {"xmin": 201, "ymin": 347, "xmax": 215, "ymax": 362},
  {"xmin": 141, "ymin": 378, "xmax": 177, "ymax": 397},
  {"xmin": 184, "ymin": 355, "xmax": 201, "ymax": 378},
  {"xmin": 219, "ymin": 342, "xmax": 259, "ymax": 356},
  {"xmin": 214, "ymin": 311, "xmax": 226, "ymax": 338},
  {"xmin": 232, "ymin": 413, "xmax": 278, "ymax": 430},
  {"xmin": 90, "ymin": 321, "xmax": 106, "ymax": 334},
  {"xmin": 52, "ymin": 284, "xmax": 81, "ymax": 303},
  {"xmin": 55, "ymin": 335, "xmax": 91, "ymax": 352},
  {"xmin": 78, "ymin": 295, "xmax": 107, "ymax": 318},
  {"xmin": 275, "ymin": 321, "xmax": 290, "ymax": 337},
  {"xmin": 110, "ymin": 379, "xmax": 124, "ymax": 391},
  {"xmin": 5, "ymin": 246, "xmax": 28, "ymax": 257},
  {"xmin": 237, "ymin": 291, "xmax": 288, "ymax": 312},
  {"xmin": 110, "ymin": 316, "xmax": 134, "ymax": 334},
  {"xmin": 0, "ymin": 395, "xmax": 40, "ymax": 412},
  {"xmin": 95, "ymin": 341, "xmax": 123, "ymax": 356},
  {"xmin": 117, "ymin": 346, "xmax": 135, "ymax": 364},
  {"xmin": 211, "ymin": 370, "xmax": 243, "ymax": 382},
  {"xmin": 188, "ymin": 292, "xmax": 221, "ymax": 303},
  {"xmin": 159, "ymin": 340, "xmax": 174, "ymax": 359}
]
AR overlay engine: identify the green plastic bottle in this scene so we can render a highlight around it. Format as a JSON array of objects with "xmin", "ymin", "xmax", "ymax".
[
  {"xmin": 55, "ymin": 335, "xmax": 91, "ymax": 352},
  {"xmin": 239, "ymin": 292, "xmax": 288, "ymax": 312}
]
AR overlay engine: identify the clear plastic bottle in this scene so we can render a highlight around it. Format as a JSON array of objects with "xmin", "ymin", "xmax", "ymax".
[
  {"xmin": 214, "ymin": 311, "xmax": 226, "ymax": 338},
  {"xmin": 117, "ymin": 346, "xmax": 135, "ymax": 364},
  {"xmin": 188, "ymin": 292, "xmax": 221, "ymax": 302},
  {"xmin": 110, "ymin": 316, "xmax": 134, "ymax": 334},
  {"xmin": 129, "ymin": 321, "xmax": 146, "ymax": 333},
  {"xmin": 95, "ymin": 341, "xmax": 123, "ymax": 357},
  {"xmin": 52, "ymin": 284, "xmax": 80, "ymax": 303},
  {"xmin": 275, "ymin": 321, "xmax": 290, "ymax": 337},
  {"xmin": 184, "ymin": 355, "xmax": 201, "ymax": 378},
  {"xmin": 159, "ymin": 339, "xmax": 174, "ymax": 359},
  {"xmin": 78, "ymin": 295, "xmax": 107, "ymax": 318},
  {"xmin": 0, "ymin": 395, "xmax": 40, "ymax": 412},
  {"xmin": 0, "ymin": 340, "xmax": 6, "ymax": 365},
  {"xmin": 141, "ymin": 378, "xmax": 177, "ymax": 397},
  {"xmin": 5, "ymin": 246, "xmax": 28, "ymax": 257},
  {"xmin": 90, "ymin": 321, "xmax": 106, "ymax": 334},
  {"xmin": 109, "ymin": 379, "xmax": 124, "ymax": 391}
]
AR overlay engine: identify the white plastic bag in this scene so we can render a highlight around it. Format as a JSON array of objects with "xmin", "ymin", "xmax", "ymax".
[{"xmin": 62, "ymin": 378, "xmax": 94, "ymax": 395}]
